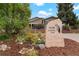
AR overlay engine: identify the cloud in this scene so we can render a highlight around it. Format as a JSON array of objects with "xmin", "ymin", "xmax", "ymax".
[
  {"xmin": 38, "ymin": 11, "xmax": 52, "ymax": 16},
  {"xmin": 37, "ymin": 10, "xmax": 52, "ymax": 18},
  {"xmin": 74, "ymin": 5, "xmax": 79, "ymax": 10},
  {"xmin": 76, "ymin": 14, "xmax": 79, "ymax": 16},
  {"xmin": 35, "ymin": 3, "xmax": 44, "ymax": 6},
  {"xmin": 48, "ymin": 8, "xmax": 52, "ymax": 11}
]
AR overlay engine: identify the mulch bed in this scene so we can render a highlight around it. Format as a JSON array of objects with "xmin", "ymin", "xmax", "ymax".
[
  {"xmin": 37, "ymin": 39, "xmax": 79, "ymax": 56},
  {"xmin": 0, "ymin": 39, "xmax": 79, "ymax": 56},
  {"xmin": 0, "ymin": 41, "xmax": 33, "ymax": 56}
]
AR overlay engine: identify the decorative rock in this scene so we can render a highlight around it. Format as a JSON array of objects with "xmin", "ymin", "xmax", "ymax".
[
  {"xmin": 19, "ymin": 47, "xmax": 35, "ymax": 55},
  {"xmin": 0, "ymin": 44, "xmax": 11, "ymax": 51},
  {"xmin": 8, "ymin": 47, "xmax": 11, "ymax": 49},
  {"xmin": 38, "ymin": 44, "xmax": 45, "ymax": 49},
  {"xmin": 18, "ymin": 42, "xmax": 23, "ymax": 45},
  {"xmin": 0, "ymin": 44, "xmax": 7, "ymax": 51},
  {"xmin": 19, "ymin": 47, "xmax": 29, "ymax": 54}
]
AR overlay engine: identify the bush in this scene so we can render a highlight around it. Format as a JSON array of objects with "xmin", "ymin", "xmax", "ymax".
[
  {"xmin": 16, "ymin": 32, "xmax": 39, "ymax": 45},
  {"xmin": 0, "ymin": 34, "xmax": 9, "ymax": 41},
  {"xmin": 26, "ymin": 32, "xmax": 39, "ymax": 45},
  {"xmin": 71, "ymin": 21, "xmax": 79, "ymax": 29},
  {"xmin": 26, "ymin": 47, "xmax": 38, "ymax": 56},
  {"xmin": 36, "ymin": 39, "xmax": 45, "ymax": 44},
  {"xmin": 63, "ymin": 24, "xmax": 71, "ymax": 31},
  {"xmin": 16, "ymin": 34, "xmax": 26, "ymax": 43},
  {"xmin": 19, "ymin": 47, "xmax": 38, "ymax": 56}
]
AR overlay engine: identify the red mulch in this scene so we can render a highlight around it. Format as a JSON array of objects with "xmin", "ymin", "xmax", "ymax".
[
  {"xmin": 0, "ymin": 39, "xmax": 79, "ymax": 56},
  {"xmin": 37, "ymin": 39, "xmax": 79, "ymax": 56}
]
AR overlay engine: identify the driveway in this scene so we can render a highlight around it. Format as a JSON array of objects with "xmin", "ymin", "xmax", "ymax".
[{"xmin": 63, "ymin": 33, "xmax": 79, "ymax": 42}]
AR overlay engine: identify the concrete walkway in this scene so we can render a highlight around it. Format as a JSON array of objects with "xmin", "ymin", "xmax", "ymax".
[{"xmin": 63, "ymin": 33, "xmax": 79, "ymax": 42}]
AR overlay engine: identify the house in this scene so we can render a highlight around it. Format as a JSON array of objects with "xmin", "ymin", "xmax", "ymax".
[
  {"xmin": 45, "ymin": 16, "xmax": 59, "ymax": 24},
  {"xmin": 29, "ymin": 16, "xmax": 59, "ymax": 29},
  {"xmin": 29, "ymin": 17, "xmax": 45, "ymax": 29}
]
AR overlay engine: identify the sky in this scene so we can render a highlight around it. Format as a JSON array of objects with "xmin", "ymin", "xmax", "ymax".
[{"xmin": 30, "ymin": 3, "xmax": 79, "ymax": 19}]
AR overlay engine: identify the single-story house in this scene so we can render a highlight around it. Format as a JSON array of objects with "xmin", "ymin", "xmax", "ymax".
[{"xmin": 29, "ymin": 16, "xmax": 59, "ymax": 29}]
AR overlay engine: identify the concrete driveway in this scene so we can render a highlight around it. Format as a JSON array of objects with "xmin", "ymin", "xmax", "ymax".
[{"xmin": 63, "ymin": 33, "xmax": 79, "ymax": 42}]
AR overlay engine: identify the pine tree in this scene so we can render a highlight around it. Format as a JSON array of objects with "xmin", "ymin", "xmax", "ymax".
[
  {"xmin": 0, "ymin": 3, "xmax": 31, "ymax": 35},
  {"xmin": 57, "ymin": 3, "xmax": 78, "ymax": 28}
]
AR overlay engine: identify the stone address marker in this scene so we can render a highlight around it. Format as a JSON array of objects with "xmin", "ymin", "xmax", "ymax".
[{"xmin": 45, "ymin": 19, "xmax": 65, "ymax": 47}]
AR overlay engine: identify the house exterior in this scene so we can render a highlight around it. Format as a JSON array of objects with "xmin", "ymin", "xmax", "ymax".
[
  {"xmin": 29, "ymin": 17, "xmax": 45, "ymax": 24},
  {"xmin": 45, "ymin": 16, "xmax": 59, "ymax": 24},
  {"xmin": 29, "ymin": 17, "xmax": 45, "ymax": 29},
  {"xmin": 29, "ymin": 16, "xmax": 59, "ymax": 29}
]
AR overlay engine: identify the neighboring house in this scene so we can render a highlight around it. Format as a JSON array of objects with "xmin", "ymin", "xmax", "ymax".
[
  {"xmin": 29, "ymin": 17, "xmax": 45, "ymax": 24},
  {"xmin": 29, "ymin": 17, "xmax": 45, "ymax": 29},
  {"xmin": 29, "ymin": 16, "xmax": 59, "ymax": 29},
  {"xmin": 45, "ymin": 16, "xmax": 59, "ymax": 24}
]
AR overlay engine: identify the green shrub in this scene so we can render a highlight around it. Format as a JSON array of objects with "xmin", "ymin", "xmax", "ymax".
[
  {"xmin": 71, "ymin": 25, "xmax": 77, "ymax": 29},
  {"xmin": 16, "ymin": 32, "xmax": 39, "ymax": 45},
  {"xmin": 25, "ymin": 32, "xmax": 45, "ymax": 45},
  {"xmin": 38, "ymin": 32, "xmax": 42, "ymax": 39},
  {"xmin": 0, "ymin": 34, "xmax": 9, "ymax": 41},
  {"xmin": 36, "ymin": 39, "xmax": 45, "ymax": 44},
  {"xmin": 63, "ymin": 24, "xmax": 71, "ymax": 30},
  {"xmin": 26, "ymin": 47, "xmax": 38, "ymax": 56},
  {"xmin": 25, "ymin": 32, "xmax": 39, "ymax": 45},
  {"xmin": 16, "ymin": 34, "xmax": 26, "ymax": 43}
]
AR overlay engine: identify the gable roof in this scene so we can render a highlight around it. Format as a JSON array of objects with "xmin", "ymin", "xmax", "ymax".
[
  {"xmin": 30, "ymin": 17, "xmax": 44, "ymax": 22},
  {"xmin": 44, "ymin": 16, "xmax": 59, "ymax": 24},
  {"xmin": 30, "ymin": 16, "xmax": 58, "ymax": 21},
  {"xmin": 45, "ymin": 16, "xmax": 58, "ymax": 20},
  {"xmin": 29, "ymin": 16, "xmax": 60, "ymax": 24}
]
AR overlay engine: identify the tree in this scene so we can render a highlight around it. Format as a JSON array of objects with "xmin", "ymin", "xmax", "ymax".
[
  {"xmin": 76, "ymin": 20, "xmax": 79, "ymax": 28},
  {"xmin": 0, "ymin": 3, "xmax": 31, "ymax": 36},
  {"xmin": 57, "ymin": 3, "xmax": 78, "ymax": 28}
]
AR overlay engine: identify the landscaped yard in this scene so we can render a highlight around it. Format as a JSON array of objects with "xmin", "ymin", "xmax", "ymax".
[
  {"xmin": 0, "ymin": 38, "xmax": 79, "ymax": 56},
  {"xmin": 0, "ymin": 3, "xmax": 79, "ymax": 56}
]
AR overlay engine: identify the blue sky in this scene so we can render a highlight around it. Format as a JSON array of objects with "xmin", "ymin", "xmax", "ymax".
[{"xmin": 30, "ymin": 3, "xmax": 79, "ymax": 19}]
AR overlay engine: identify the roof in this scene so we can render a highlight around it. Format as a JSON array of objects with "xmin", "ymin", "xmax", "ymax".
[
  {"xmin": 45, "ymin": 16, "xmax": 58, "ymax": 20},
  {"xmin": 29, "ymin": 16, "xmax": 60, "ymax": 24},
  {"xmin": 30, "ymin": 17, "xmax": 44, "ymax": 22}
]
